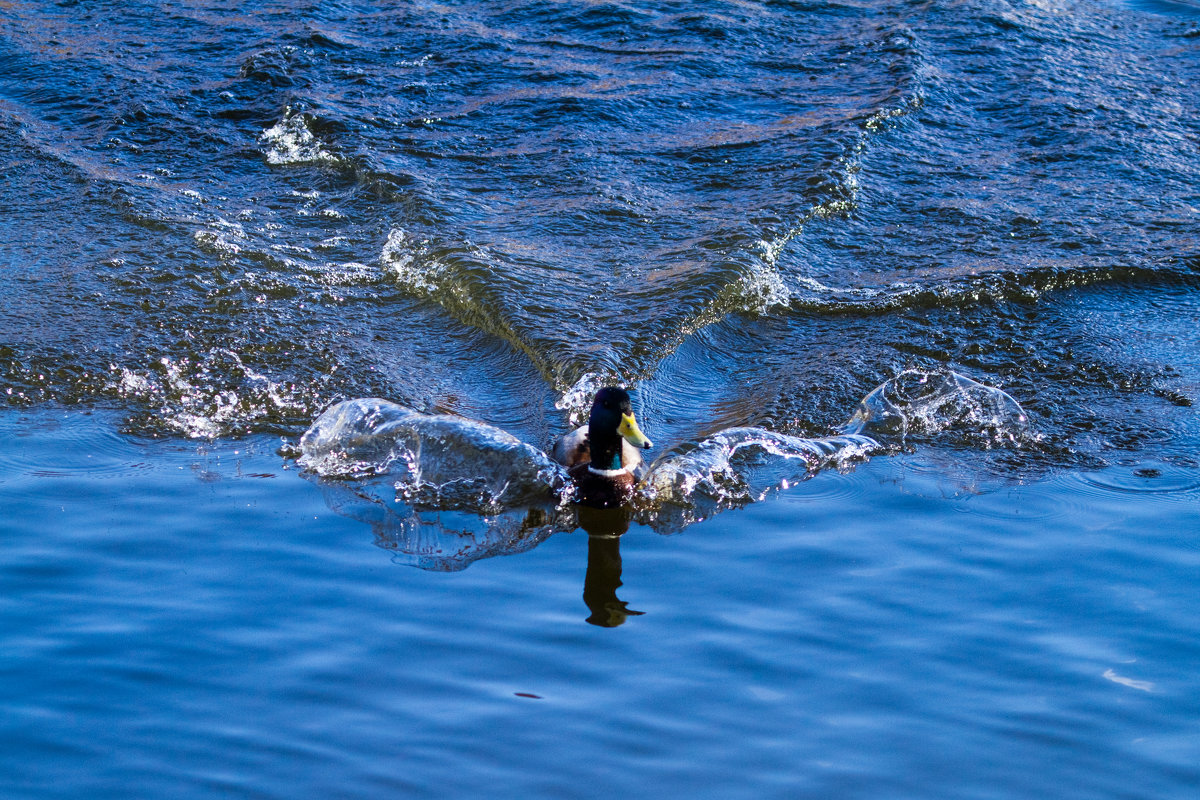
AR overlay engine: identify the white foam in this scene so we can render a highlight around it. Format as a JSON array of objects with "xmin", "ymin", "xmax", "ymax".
[
  {"xmin": 260, "ymin": 111, "xmax": 337, "ymax": 166},
  {"xmin": 381, "ymin": 228, "xmax": 444, "ymax": 292},
  {"xmin": 111, "ymin": 350, "xmax": 307, "ymax": 439}
]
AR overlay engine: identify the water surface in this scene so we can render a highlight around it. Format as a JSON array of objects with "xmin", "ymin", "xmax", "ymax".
[
  {"xmin": 2, "ymin": 410, "xmax": 1199, "ymax": 798},
  {"xmin": 2, "ymin": 0, "xmax": 1200, "ymax": 796}
]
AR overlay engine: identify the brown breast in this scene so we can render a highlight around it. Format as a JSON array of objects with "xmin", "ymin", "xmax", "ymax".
[{"xmin": 567, "ymin": 463, "xmax": 636, "ymax": 508}]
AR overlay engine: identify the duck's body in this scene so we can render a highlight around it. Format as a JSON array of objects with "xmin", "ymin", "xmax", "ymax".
[{"xmin": 552, "ymin": 387, "xmax": 653, "ymax": 508}]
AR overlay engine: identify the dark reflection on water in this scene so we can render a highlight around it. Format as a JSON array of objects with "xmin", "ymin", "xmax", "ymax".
[
  {"xmin": 313, "ymin": 472, "xmax": 644, "ymax": 625},
  {"xmin": 577, "ymin": 506, "xmax": 642, "ymax": 627}
]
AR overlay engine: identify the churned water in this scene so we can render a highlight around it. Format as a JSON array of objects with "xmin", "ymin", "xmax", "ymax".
[{"xmin": 2, "ymin": 0, "xmax": 1199, "ymax": 797}]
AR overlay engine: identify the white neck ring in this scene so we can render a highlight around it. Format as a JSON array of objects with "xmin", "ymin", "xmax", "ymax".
[{"xmin": 587, "ymin": 465, "xmax": 631, "ymax": 477}]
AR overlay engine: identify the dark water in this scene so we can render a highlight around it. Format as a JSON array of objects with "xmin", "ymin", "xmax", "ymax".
[{"xmin": 2, "ymin": 0, "xmax": 1200, "ymax": 796}]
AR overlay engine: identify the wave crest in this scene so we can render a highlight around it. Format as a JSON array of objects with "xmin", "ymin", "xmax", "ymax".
[
  {"xmin": 641, "ymin": 428, "xmax": 879, "ymax": 531},
  {"xmin": 298, "ymin": 398, "xmax": 569, "ymax": 510}
]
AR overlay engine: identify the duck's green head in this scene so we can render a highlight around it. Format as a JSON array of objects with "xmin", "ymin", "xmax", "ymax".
[{"xmin": 588, "ymin": 387, "xmax": 653, "ymax": 470}]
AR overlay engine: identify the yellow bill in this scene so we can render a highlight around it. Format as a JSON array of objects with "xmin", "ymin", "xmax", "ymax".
[{"xmin": 617, "ymin": 412, "xmax": 653, "ymax": 449}]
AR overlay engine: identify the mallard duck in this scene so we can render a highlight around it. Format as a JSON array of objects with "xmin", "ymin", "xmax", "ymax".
[{"xmin": 551, "ymin": 387, "xmax": 653, "ymax": 508}]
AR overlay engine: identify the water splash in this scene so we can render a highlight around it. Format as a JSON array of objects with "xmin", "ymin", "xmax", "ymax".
[
  {"xmin": 637, "ymin": 369, "xmax": 1031, "ymax": 530},
  {"xmin": 554, "ymin": 372, "xmax": 620, "ymax": 428},
  {"xmin": 641, "ymin": 428, "xmax": 880, "ymax": 532},
  {"xmin": 381, "ymin": 228, "xmax": 444, "ymax": 294},
  {"xmin": 844, "ymin": 369, "xmax": 1031, "ymax": 447},
  {"xmin": 297, "ymin": 370, "xmax": 1032, "ymax": 561},
  {"xmin": 260, "ymin": 109, "xmax": 339, "ymax": 167},
  {"xmin": 298, "ymin": 398, "xmax": 569, "ymax": 510},
  {"xmin": 299, "ymin": 398, "xmax": 574, "ymax": 569},
  {"xmin": 112, "ymin": 349, "xmax": 310, "ymax": 438}
]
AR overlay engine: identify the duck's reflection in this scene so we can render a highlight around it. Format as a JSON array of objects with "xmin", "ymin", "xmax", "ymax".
[
  {"xmin": 309, "ymin": 479, "xmax": 649, "ymax": 625},
  {"xmin": 577, "ymin": 505, "xmax": 644, "ymax": 627}
]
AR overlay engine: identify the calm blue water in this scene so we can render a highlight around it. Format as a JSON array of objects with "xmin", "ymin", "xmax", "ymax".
[
  {"xmin": 3, "ymin": 0, "xmax": 1200, "ymax": 796},
  {"xmin": 2, "ymin": 410, "xmax": 1199, "ymax": 798}
]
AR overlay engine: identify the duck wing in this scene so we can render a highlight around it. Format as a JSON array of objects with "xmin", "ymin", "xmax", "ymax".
[{"xmin": 551, "ymin": 425, "xmax": 590, "ymax": 467}]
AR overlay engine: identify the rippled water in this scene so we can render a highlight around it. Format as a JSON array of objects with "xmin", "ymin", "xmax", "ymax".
[
  {"xmin": 2, "ymin": 0, "xmax": 1200, "ymax": 796},
  {"xmin": 3, "ymin": 409, "xmax": 1200, "ymax": 798}
]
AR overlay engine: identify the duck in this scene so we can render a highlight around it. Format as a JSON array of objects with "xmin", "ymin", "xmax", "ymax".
[{"xmin": 551, "ymin": 387, "xmax": 653, "ymax": 508}]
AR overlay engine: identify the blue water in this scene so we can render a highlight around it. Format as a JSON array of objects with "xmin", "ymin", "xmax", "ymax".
[
  {"xmin": 2, "ymin": 410, "xmax": 1198, "ymax": 798},
  {"xmin": 3, "ymin": 0, "xmax": 1200, "ymax": 795}
]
